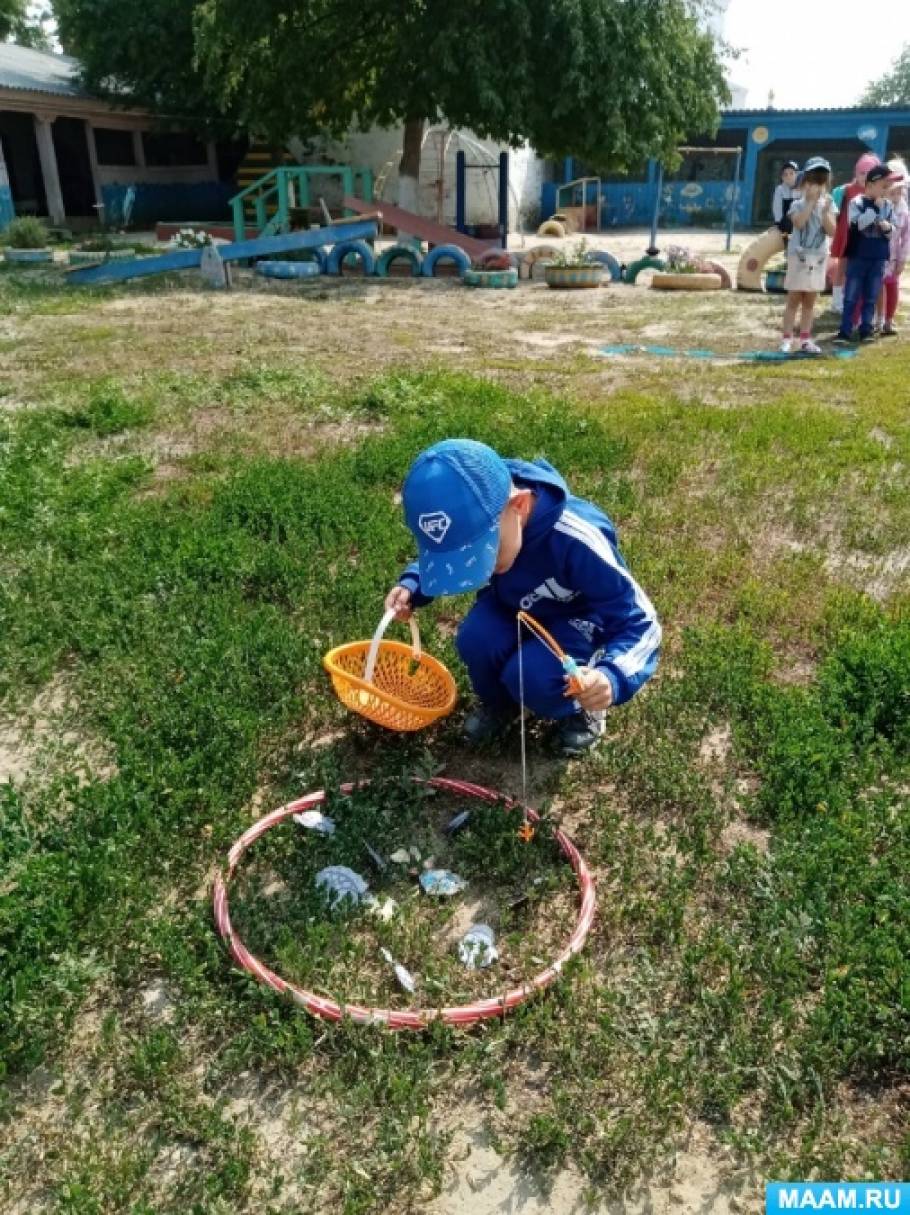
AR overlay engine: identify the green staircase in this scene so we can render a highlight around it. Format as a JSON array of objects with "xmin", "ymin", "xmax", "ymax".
[
  {"xmin": 230, "ymin": 164, "xmax": 374, "ymax": 241},
  {"xmin": 234, "ymin": 144, "xmax": 293, "ymax": 228}
]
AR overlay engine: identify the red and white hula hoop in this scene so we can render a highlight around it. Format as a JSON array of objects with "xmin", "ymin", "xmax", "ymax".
[{"xmin": 213, "ymin": 776, "xmax": 596, "ymax": 1030}]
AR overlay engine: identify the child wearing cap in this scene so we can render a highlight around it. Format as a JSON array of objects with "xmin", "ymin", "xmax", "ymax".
[
  {"xmin": 833, "ymin": 162, "xmax": 902, "ymax": 345},
  {"xmin": 772, "ymin": 161, "xmax": 800, "ymax": 235},
  {"xmin": 780, "ymin": 157, "xmax": 837, "ymax": 355},
  {"xmin": 878, "ymin": 158, "xmax": 909, "ymax": 337},
  {"xmin": 830, "ymin": 153, "xmax": 879, "ymax": 314},
  {"xmin": 384, "ymin": 440, "xmax": 661, "ymax": 756}
]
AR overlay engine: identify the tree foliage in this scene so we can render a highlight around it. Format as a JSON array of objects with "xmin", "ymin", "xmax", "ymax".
[
  {"xmin": 54, "ymin": 0, "xmax": 236, "ymax": 132},
  {"xmin": 53, "ymin": 0, "xmax": 728, "ymax": 176},
  {"xmin": 2, "ymin": 0, "xmax": 52, "ymax": 48},
  {"xmin": 861, "ymin": 44, "xmax": 910, "ymax": 108},
  {"xmin": 194, "ymin": 0, "xmax": 728, "ymax": 172}
]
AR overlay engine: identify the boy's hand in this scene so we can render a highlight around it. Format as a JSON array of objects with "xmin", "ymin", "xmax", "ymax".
[
  {"xmin": 385, "ymin": 585, "xmax": 413, "ymax": 621},
  {"xmin": 568, "ymin": 666, "xmax": 614, "ymax": 711}
]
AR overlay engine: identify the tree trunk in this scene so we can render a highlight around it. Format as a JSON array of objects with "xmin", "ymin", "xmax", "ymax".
[{"xmin": 397, "ymin": 116, "xmax": 424, "ymax": 234}]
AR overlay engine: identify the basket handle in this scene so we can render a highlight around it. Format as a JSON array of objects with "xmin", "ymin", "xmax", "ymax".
[{"xmin": 364, "ymin": 608, "xmax": 422, "ymax": 685}]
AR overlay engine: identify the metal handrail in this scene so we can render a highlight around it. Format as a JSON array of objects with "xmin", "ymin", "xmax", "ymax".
[{"xmin": 555, "ymin": 176, "xmax": 602, "ymax": 232}]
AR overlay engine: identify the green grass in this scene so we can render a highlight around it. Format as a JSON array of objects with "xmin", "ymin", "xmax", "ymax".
[{"xmin": 0, "ymin": 267, "xmax": 908, "ymax": 1212}]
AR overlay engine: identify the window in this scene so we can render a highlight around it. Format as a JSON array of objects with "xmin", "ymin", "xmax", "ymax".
[
  {"xmin": 671, "ymin": 149, "xmax": 741, "ymax": 183},
  {"xmin": 93, "ymin": 127, "xmax": 136, "ymax": 166},
  {"xmin": 142, "ymin": 131, "xmax": 208, "ymax": 167}
]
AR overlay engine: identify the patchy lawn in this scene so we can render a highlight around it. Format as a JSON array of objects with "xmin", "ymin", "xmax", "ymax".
[{"xmin": 0, "ymin": 258, "xmax": 908, "ymax": 1215}]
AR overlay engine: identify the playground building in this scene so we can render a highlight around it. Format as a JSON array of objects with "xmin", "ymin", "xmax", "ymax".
[
  {"xmin": 544, "ymin": 105, "xmax": 910, "ymax": 233},
  {"xmin": 0, "ymin": 42, "xmax": 237, "ymax": 231},
  {"xmin": 4, "ymin": 40, "xmax": 910, "ymax": 244}
]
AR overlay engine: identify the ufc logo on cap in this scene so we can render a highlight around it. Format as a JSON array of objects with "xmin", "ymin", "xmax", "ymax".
[{"xmin": 419, "ymin": 512, "xmax": 452, "ymax": 543}]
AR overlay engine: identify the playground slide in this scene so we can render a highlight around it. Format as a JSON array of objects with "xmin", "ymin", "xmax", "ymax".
[
  {"xmin": 736, "ymin": 227, "xmax": 785, "ymax": 292},
  {"xmin": 66, "ymin": 220, "xmax": 379, "ymax": 286},
  {"xmin": 342, "ymin": 195, "xmax": 489, "ymax": 260}
]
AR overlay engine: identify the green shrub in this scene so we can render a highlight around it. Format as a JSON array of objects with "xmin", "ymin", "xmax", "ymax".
[
  {"xmin": 5, "ymin": 216, "xmax": 48, "ymax": 250},
  {"xmin": 818, "ymin": 618, "xmax": 910, "ymax": 755},
  {"xmin": 64, "ymin": 383, "xmax": 155, "ymax": 436}
]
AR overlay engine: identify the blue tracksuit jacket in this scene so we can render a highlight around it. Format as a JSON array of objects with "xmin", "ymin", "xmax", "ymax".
[{"xmin": 399, "ymin": 458, "xmax": 661, "ymax": 714}]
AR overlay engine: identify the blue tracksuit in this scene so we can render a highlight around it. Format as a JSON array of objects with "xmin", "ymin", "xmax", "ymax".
[
  {"xmin": 399, "ymin": 458, "xmax": 661, "ymax": 719},
  {"xmin": 839, "ymin": 196, "xmax": 895, "ymax": 338}
]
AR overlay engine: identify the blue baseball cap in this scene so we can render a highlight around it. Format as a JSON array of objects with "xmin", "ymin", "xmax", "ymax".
[{"xmin": 402, "ymin": 439, "xmax": 512, "ymax": 596}]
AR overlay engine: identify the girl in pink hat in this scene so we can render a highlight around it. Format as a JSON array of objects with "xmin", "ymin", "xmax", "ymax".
[
  {"xmin": 830, "ymin": 152, "xmax": 879, "ymax": 313},
  {"xmin": 878, "ymin": 158, "xmax": 909, "ymax": 336}
]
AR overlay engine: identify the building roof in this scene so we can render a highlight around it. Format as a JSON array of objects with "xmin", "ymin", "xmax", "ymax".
[
  {"xmin": 724, "ymin": 104, "xmax": 910, "ymax": 120},
  {"xmin": 0, "ymin": 42, "xmax": 88, "ymax": 99}
]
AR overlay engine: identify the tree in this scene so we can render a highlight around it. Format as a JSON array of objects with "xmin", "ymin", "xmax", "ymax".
[
  {"xmin": 54, "ymin": 0, "xmax": 729, "ymax": 207},
  {"xmin": 194, "ymin": 0, "xmax": 728, "ymax": 209},
  {"xmin": 861, "ymin": 44, "xmax": 910, "ymax": 108},
  {"xmin": 2, "ymin": 0, "xmax": 52, "ymax": 48},
  {"xmin": 54, "ymin": 0, "xmax": 237, "ymax": 133}
]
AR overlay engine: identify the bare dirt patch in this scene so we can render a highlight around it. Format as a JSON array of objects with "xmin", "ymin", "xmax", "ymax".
[
  {"xmin": 827, "ymin": 546, "xmax": 910, "ymax": 601},
  {"xmin": 429, "ymin": 1116, "xmax": 761, "ymax": 1214},
  {"xmin": 0, "ymin": 673, "xmax": 115, "ymax": 786}
]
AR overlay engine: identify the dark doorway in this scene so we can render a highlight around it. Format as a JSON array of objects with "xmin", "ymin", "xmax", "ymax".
[
  {"xmin": 52, "ymin": 117, "xmax": 96, "ymax": 217},
  {"xmin": 753, "ymin": 138, "xmax": 870, "ymax": 225},
  {"xmin": 0, "ymin": 111, "xmax": 47, "ymax": 215}
]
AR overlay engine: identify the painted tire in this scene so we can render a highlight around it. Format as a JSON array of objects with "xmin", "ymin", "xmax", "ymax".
[
  {"xmin": 326, "ymin": 239, "xmax": 376, "ymax": 276},
  {"xmin": 4, "ymin": 248, "xmax": 53, "ymax": 264},
  {"xmin": 519, "ymin": 244, "xmax": 562, "ymax": 281},
  {"xmin": 583, "ymin": 250, "xmax": 622, "ymax": 282},
  {"xmin": 256, "ymin": 259, "xmax": 322, "ymax": 279},
  {"xmin": 421, "ymin": 244, "xmax": 471, "ymax": 278},
  {"xmin": 701, "ymin": 260, "xmax": 733, "ymax": 290},
  {"xmin": 478, "ymin": 247, "xmax": 521, "ymax": 271},
  {"xmin": 545, "ymin": 264, "xmax": 603, "ymax": 288},
  {"xmin": 463, "ymin": 268, "xmax": 518, "ymax": 289},
  {"xmin": 537, "ymin": 220, "xmax": 566, "ymax": 239},
  {"xmin": 376, "ymin": 244, "xmax": 423, "ymax": 278},
  {"xmin": 623, "ymin": 255, "xmax": 666, "ymax": 284},
  {"xmin": 68, "ymin": 249, "xmax": 136, "ymax": 266},
  {"xmin": 550, "ymin": 211, "xmax": 578, "ymax": 234},
  {"xmin": 735, "ymin": 226, "xmax": 785, "ymax": 292},
  {"xmin": 651, "ymin": 272, "xmax": 722, "ymax": 291}
]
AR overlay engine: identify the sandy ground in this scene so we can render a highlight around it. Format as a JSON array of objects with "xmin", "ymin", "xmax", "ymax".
[{"xmin": 429, "ymin": 1133, "xmax": 761, "ymax": 1215}]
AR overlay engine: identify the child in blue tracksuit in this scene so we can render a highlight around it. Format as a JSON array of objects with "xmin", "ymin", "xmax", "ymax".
[
  {"xmin": 834, "ymin": 162, "xmax": 904, "ymax": 344},
  {"xmin": 385, "ymin": 439, "xmax": 661, "ymax": 755}
]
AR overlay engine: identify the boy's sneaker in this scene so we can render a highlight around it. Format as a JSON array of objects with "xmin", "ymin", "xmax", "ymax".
[
  {"xmin": 557, "ymin": 709, "xmax": 606, "ymax": 757},
  {"xmin": 800, "ymin": 338, "xmax": 822, "ymax": 355},
  {"xmin": 882, "ymin": 321, "xmax": 898, "ymax": 337},
  {"xmin": 463, "ymin": 703, "xmax": 514, "ymax": 745},
  {"xmin": 859, "ymin": 330, "xmax": 877, "ymax": 343},
  {"xmin": 832, "ymin": 333, "xmax": 852, "ymax": 347},
  {"xmin": 779, "ymin": 337, "xmax": 794, "ymax": 354}
]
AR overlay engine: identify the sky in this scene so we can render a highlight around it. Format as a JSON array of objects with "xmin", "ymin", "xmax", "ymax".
[{"xmin": 722, "ymin": 0, "xmax": 910, "ymax": 109}]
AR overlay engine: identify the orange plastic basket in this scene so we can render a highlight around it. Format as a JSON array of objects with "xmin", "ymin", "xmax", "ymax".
[{"xmin": 323, "ymin": 609, "xmax": 458, "ymax": 732}]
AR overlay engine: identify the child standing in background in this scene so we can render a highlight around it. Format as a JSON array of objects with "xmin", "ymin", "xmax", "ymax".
[
  {"xmin": 829, "ymin": 152, "xmax": 879, "ymax": 314},
  {"xmin": 773, "ymin": 161, "xmax": 800, "ymax": 234},
  {"xmin": 834, "ymin": 163, "xmax": 903, "ymax": 345},
  {"xmin": 879, "ymin": 158, "xmax": 909, "ymax": 336},
  {"xmin": 780, "ymin": 157, "xmax": 837, "ymax": 355}
]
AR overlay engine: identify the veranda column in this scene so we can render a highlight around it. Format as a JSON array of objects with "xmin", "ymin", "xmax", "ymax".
[
  {"xmin": 34, "ymin": 115, "xmax": 65, "ymax": 226},
  {"xmin": 84, "ymin": 122, "xmax": 104, "ymax": 216}
]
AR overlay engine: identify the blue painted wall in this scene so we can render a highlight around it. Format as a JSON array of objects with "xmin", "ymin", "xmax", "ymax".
[
  {"xmin": 0, "ymin": 186, "xmax": 14, "ymax": 232},
  {"xmin": 101, "ymin": 181, "xmax": 235, "ymax": 226},
  {"xmin": 541, "ymin": 179, "xmax": 745, "ymax": 229},
  {"xmin": 545, "ymin": 106, "xmax": 910, "ymax": 230}
]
